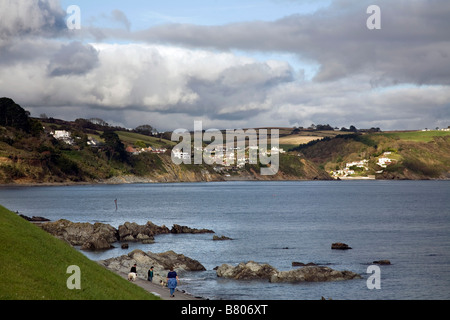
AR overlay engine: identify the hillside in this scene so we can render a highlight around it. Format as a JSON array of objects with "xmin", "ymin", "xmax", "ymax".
[
  {"xmin": 0, "ymin": 98, "xmax": 328, "ymax": 184},
  {"xmin": 1, "ymin": 97, "xmax": 449, "ymax": 184},
  {"xmin": 0, "ymin": 205, "xmax": 159, "ymax": 300},
  {"xmin": 292, "ymin": 131, "xmax": 450, "ymax": 180}
]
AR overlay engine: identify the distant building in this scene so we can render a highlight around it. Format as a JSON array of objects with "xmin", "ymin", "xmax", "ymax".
[
  {"xmin": 172, "ymin": 149, "xmax": 190, "ymax": 160},
  {"xmin": 51, "ymin": 130, "xmax": 74, "ymax": 145},
  {"xmin": 346, "ymin": 160, "xmax": 368, "ymax": 169}
]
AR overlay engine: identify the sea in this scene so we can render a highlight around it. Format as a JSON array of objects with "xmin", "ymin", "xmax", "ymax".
[{"xmin": 1, "ymin": 180, "xmax": 449, "ymax": 300}]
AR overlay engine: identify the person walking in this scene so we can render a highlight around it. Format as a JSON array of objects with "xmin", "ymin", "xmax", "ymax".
[
  {"xmin": 130, "ymin": 263, "xmax": 137, "ymax": 274},
  {"xmin": 166, "ymin": 267, "xmax": 179, "ymax": 297},
  {"xmin": 148, "ymin": 266, "xmax": 154, "ymax": 282}
]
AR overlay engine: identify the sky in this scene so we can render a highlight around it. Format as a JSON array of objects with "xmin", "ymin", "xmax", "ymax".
[{"xmin": 0, "ymin": 0, "xmax": 449, "ymax": 132}]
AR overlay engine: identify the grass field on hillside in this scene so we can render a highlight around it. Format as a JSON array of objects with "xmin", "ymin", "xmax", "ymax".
[
  {"xmin": 0, "ymin": 205, "xmax": 159, "ymax": 300},
  {"xmin": 116, "ymin": 131, "xmax": 176, "ymax": 149},
  {"xmin": 379, "ymin": 130, "xmax": 450, "ymax": 142}
]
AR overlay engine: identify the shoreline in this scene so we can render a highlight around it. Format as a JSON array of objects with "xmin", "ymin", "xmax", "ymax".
[
  {"xmin": 111, "ymin": 270, "xmax": 205, "ymax": 300},
  {"xmin": 1, "ymin": 176, "xmax": 448, "ymax": 188}
]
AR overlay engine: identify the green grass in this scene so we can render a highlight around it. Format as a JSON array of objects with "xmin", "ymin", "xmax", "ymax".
[
  {"xmin": 115, "ymin": 131, "xmax": 176, "ymax": 149},
  {"xmin": 379, "ymin": 130, "xmax": 450, "ymax": 143},
  {"xmin": 0, "ymin": 205, "xmax": 160, "ymax": 300}
]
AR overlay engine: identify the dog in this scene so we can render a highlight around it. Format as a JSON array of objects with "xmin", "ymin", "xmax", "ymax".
[
  {"xmin": 160, "ymin": 279, "xmax": 167, "ymax": 287},
  {"xmin": 128, "ymin": 272, "xmax": 137, "ymax": 281}
]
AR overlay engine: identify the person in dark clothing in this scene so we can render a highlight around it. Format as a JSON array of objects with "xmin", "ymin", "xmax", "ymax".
[
  {"xmin": 130, "ymin": 263, "xmax": 137, "ymax": 274},
  {"xmin": 148, "ymin": 266, "xmax": 154, "ymax": 282}
]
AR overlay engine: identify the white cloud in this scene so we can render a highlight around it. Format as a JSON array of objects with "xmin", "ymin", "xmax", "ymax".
[
  {"xmin": 0, "ymin": 0, "xmax": 449, "ymax": 132},
  {"xmin": 0, "ymin": 0, "xmax": 65, "ymax": 37}
]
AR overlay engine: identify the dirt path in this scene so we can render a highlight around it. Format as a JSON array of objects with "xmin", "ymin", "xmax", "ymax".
[{"xmin": 116, "ymin": 272, "xmax": 204, "ymax": 300}]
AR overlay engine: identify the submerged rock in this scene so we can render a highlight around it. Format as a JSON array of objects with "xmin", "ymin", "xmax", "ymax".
[
  {"xmin": 213, "ymin": 235, "xmax": 233, "ymax": 241},
  {"xmin": 331, "ymin": 242, "xmax": 352, "ymax": 250},
  {"xmin": 292, "ymin": 262, "xmax": 317, "ymax": 267},
  {"xmin": 171, "ymin": 224, "xmax": 214, "ymax": 234},
  {"xmin": 19, "ymin": 214, "xmax": 50, "ymax": 222},
  {"xmin": 373, "ymin": 260, "xmax": 391, "ymax": 265}
]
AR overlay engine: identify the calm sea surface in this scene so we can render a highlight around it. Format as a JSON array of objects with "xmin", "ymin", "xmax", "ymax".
[{"xmin": 1, "ymin": 180, "xmax": 449, "ymax": 300}]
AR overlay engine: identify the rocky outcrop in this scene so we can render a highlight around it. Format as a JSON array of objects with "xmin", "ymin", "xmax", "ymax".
[
  {"xmin": 40, "ymin": 219, "xmax": 214, "ymax": 250},
  {"xmin": 99, "ymin": 249, "xmax": 206, "ymax": 284},
  {"xmin": 331, "ymin": 242, "xmax": 352, "ymax": 250},
  {"xmin": 40, "ymin": 219, "xmax": 118, "ymax": 250},
  {"xmin": 216, "ymin": 261, "xmax": 361, "ymax": 283},
  {"xmin": 19, "ymin": 214, "xmax": 50, "ymax": 222},
  {"xmin": 373, "ymin": 260, "xmax": 391, "ymax": 265},
  {"xmin": 118, "ymin": 221, "xmax": 170, "ymax": 242},
  {"xmin": 271, "ymin": 266, "xmax": 361, "ymax": 283},
  {"xmin": 170, "ymin": 224, "xmax": 214, "ymax": 234},
  {"xmin": 81, "ymin": 232, "xmax": 115, "ymax": 250},
  {"xmin": 213, "ymin": 235, "xmax": 233, "ymax": 241},
  {"xmin": 216, "ymin": 261, "xmax": 278, "ymax": 280},
  {"xmin": 292, "ymin": 262, "xmax": 317, "ymax": 267}
]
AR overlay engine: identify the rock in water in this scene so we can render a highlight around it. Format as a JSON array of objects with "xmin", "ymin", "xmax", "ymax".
[
  {"xmin": 40, "ymin": 219, "xmax": 118, "ymax": 250},
  {"xmin": 98, "ymin": 249, "xmax": 206, "ymax": 284},
  {"xmin": 270, "ymin": 266, "xmax": 361, "ymax": 283},
  {"xmin": 216, "ymin": 261, "xmax": 278, "ymax": 280},
  {"xmin": 331, "ymin": 242, "xmax": 352, "ymax": 250},
  {"xmin": 118, "ymin": 221, "xmax": 170, "ymax": 242},
  {"xmin": 171, "ymin": 224, "xmax": 214, "ymax": 234},
  {"xmin": 373, "ymin": 260, "xmax": 391, "ymax": 265},
  {"xmin": 213, "ymin": 235, "xmax": 233, "ymax": 241},
  {"xmin": 216, "ymin": 261, "xmax": 361, "ymax": 283}
]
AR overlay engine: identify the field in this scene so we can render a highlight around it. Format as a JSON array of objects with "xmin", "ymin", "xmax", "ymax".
[
  {"xmin": 277, "ymin": 130, "xmax": 352, "ymax": 150},
  {"xmin": 278, "ymin": 135, "xmax": 323, "ymax": 148},
  {"xmin": 116, "ymin": 131, "xmax": 176, "ymax": 148},
  {"xmin": 379, "ymin": 130, "xmax": 450, "ymax": 143},
  {"xmin": 0, "ymin": 205, "xmax": 159, "ymax": 300}
]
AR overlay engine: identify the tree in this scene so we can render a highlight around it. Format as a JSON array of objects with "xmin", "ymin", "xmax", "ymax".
[
  {"xmin": 89, "ymin": 118, "xmax": 109, "ymax": 127},
  {"xmin": 0, "ymin": 97, "xmax": 32, "ymax": 132},
  {"xmin": 134, "ymin": 124, "xmax": 155, "ymax": 136},
  {"xmin": 316, "ymin": 124, "xmax": 334, "ymax": 131},
  {"xmin": 100, "ymin": 130, "xmax": 127, "ymax": 162}
]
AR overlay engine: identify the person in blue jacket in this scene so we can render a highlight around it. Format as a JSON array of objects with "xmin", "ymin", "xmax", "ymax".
[{"xmin": 166, "ymin": 266, "xmax": 179, "ymax": 297}]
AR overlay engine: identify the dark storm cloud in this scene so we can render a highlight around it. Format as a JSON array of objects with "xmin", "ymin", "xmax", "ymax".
[
  {"xmin": 132, "ymin": 0, "xmax": 450, "ymax": 85},
  {"xmin": 178, "ymin": 61, "xmax": 295, "ymax": 121},
  {"xmin": 47, "ymin": 41, "xmax": 100, "ymax": 77}
]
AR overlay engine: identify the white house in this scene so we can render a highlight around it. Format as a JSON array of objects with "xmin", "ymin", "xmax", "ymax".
[
  {"xmin": 346, "ymin": 160, "xmax": 368, "ymax": 168},
  {"xmin": 51, "ymin": 130, "xmax": 74, "ymax": 145},
  {"xmin": 377, "ymin": 157, "xmax": 392, "ymax": 168},
  {"xmin": 172, "ymin": 149, "xmax": 190, "ymax": 160},
  {"xmin": 270, "ymin": 146, "xmax": 285, "ymax": 154}
]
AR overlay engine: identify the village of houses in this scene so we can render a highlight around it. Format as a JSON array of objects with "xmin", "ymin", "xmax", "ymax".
[
  {"xmin": 49, "ymin": 128, "xmax": 285, "ymax": 172},
  {"xmin": 49, "ymin": 129, "xmax": 168, "ymax": 154},
  {"xmin": 172, "ymin": 145, "xmax": 286, "ymax": 172},
  {"xmin": 330, "ymin": 151, "xmax": 395, "ymax": 180},
  {"xmin": 50, "ymin": 128, "xmax": 398, "ymax": 179}
]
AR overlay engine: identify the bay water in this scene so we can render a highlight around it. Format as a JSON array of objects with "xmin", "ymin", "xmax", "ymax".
[{"xmin": 1, "ymin": 180, "xmax": 449, "ymax": 300}]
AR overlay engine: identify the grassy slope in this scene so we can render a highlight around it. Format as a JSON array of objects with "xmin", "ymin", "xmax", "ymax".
[
  {"xmin": 0, "ymin": 205, "xmax": 160, "ymax": 300},
  {"xmin": 115, "ymin": 131, "xmax": 176, "ymax": 149},
  {"xmin": 380, "ymin": 130, "xmax": 450, "ymax": 143},
  {"xmin": 295, "ymin": 131, "xmax": 450, "ymax": 179}
]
